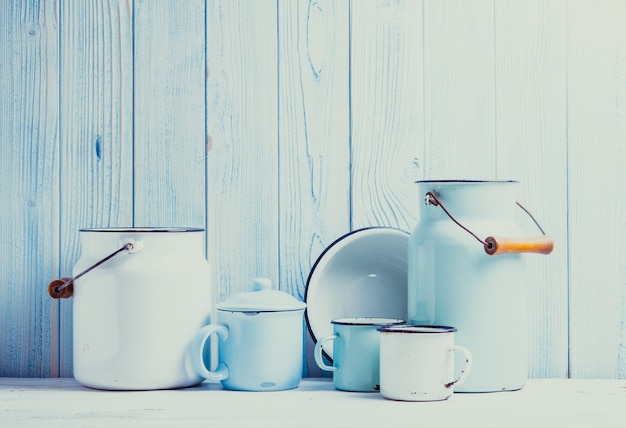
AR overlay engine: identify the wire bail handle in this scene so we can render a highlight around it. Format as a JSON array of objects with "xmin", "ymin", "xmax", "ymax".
[
  {"xmin": 47, "ymin": 239, "xmax": 143, "ymax": 299},
  {"xmin": 425, "ymin": 192, "xmax": 554, "ymax": 256}
]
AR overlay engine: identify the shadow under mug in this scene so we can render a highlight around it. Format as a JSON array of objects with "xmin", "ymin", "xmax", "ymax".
[
  {"xmin": 378, "ymin": 325, "xmax": 473, "ymax": 401},
  {"xmin": 314, "ymin": 317, "xmax": 406, "ymax": 392}
]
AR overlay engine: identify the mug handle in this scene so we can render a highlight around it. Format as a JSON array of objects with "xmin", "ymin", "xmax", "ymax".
[
  {"xmin": 314, "ymin": 335, "xmax": 338, "ymax": 372},
  {"xmin": 190, "ymin": 324, "xmax": 230, "ymax": 381},
  {"xmin": 445, "ymin": 345, "xmax": 473, "ymax": 388}
]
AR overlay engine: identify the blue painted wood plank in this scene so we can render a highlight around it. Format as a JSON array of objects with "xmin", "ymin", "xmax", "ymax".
[
  {"xmin": 567, "ymin": 0, "xmax": 626, "ymax": 378},
  {"xmin": 277, "ymin": 0, "xmax": 351, "ymax": 376},
  {"xmin": 348, "ymin": 1, "xmax": 423, "ymax": 382},
  {"xmin": 133, "ymin": 0, "xmax": 207, "ymax": 229},
  {"xmin": 205, "ymin": 0, "xmax": 279, "ymax": 305},
  {"xmin": 0, "ymin": 0, "xmax": 60, "ymax": 377},
  {"xmin": 423, "ymin": 0, "xmax": 496, "ymax": 179},
  {"xmin": 350, "ymin": 0, "xmax": 423, "ymax": 231}
]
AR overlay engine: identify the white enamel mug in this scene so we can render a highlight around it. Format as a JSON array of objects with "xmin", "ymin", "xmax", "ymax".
[{"xmin": 378, "ymin": 325, "xmax": 472, "ymax": 401}]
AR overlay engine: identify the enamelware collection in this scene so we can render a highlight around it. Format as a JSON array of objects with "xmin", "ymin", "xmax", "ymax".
[{"xmin": 48, "ymin": 180, "xmax": 553, "ymax": 401}]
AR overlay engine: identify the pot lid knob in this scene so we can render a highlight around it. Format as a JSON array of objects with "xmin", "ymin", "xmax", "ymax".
[{"xmin": 251, "ymin": 277, "xmax": 272, "ymax": 291}]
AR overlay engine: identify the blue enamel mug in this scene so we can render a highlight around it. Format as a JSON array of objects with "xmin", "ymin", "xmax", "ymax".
[{"xmin": 314, "ymin": 317, "xmax": 405, "ymax": 392}]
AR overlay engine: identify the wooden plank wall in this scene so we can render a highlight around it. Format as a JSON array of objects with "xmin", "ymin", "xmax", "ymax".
[{"xmin": 0, "ymin": 0, "xmax": 624, "ymax": 379}]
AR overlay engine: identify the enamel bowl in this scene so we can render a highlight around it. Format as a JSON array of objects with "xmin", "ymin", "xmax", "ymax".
[{"xmin": 305, "ymin": 227, "xmax": 409, "ymax": 361}]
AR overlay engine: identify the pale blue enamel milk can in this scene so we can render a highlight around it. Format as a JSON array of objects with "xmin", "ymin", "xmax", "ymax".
[{"xmin": 408, "ymin": 180, "xmax": 553, "ymax": 392}]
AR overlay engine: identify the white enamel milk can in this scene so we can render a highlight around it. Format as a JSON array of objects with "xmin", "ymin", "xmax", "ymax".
[
  {"xmin": 407, "ymin": 181, "xmax": 553, "ymax": 392},
  {"xmin": 48, "ymin": 228, "xmax": 212, "ymax": 390}
]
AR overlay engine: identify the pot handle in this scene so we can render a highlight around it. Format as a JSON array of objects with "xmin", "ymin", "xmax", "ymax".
[
  {"xmin": 47, "ymin": 240, "xmax": 141, "ymax": 299},
  {"xmin": 314, "ymin": 335, "xmax": 338, "ymax": 372},
  {"xmin": 445, "ymin": 345, "xmax": 473, "ymax": 389},
  {"xmin": 190, "ymin": 324, "xmax": 230, "ymax": 381},
  {"xmin": 425, "ymin": 192, "xmax": 554, "ymax": 256},
  {"xmin": 484, "ymin": 236, "xmax": 554, "ymax": 256}
]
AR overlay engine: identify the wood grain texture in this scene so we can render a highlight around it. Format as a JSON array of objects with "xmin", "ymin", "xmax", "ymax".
[
  {"xmin": 205, "ymin": 0, "xmax": 279, "ymax": 304},
  {"xmin": 494, "ymin": 0, "xmax": 568, "ymax": 378},
  {"xmin": 278, "ymin": 0, "xmax": 350, "ymax": 376},
  {"xmin": 133, "ymin": 0, "xmax": 206, "ymax": 229},
  {"xmin": 350, "ymin": 0, "xmax": 423, "ymax": 231},
  {"xmin": 423, "ymin": 0, "xmax": 496, "ymax": 179},
  {"xmin": 1, "ymin": 0, "xmax": 626, "ymax": 380},
  {"xmin": 0, "ymin": 0, "xmax": 59, "ymax": 377},
  {"xmin": 567, "ymin": 0, "xmax": 626, "ymax": 378},
  {"xmin": 58, "ymin": 0, "xmax": 134, "ymax": 376}
]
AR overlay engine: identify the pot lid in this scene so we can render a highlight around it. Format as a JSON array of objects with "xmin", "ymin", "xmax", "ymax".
[{"xmin": 216, "ymin": 278, "xmax": 306, "ymax": 312}]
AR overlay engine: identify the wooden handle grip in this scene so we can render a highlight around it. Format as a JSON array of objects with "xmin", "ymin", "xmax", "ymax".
[{"xmin": 484, "ymin": 236, "xmax": 554, "ymax": 256}]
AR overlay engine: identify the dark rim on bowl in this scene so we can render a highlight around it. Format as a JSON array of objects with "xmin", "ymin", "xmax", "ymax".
[
  {"xmin": 377, "ymin": 325, "xmax": 457, "ymax": 334},
  {"xmin": 414, "ymin": 179, "xmax": 518, "ymax": 183},
  {"xmin": 331, "ymin": 317, "xmax": 406, "ymax": 326}
]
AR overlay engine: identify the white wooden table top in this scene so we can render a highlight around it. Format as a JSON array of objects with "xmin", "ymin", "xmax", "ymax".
[{"xmin": 1, "ymin": 378, "xmax": 625, "ymax": 428}]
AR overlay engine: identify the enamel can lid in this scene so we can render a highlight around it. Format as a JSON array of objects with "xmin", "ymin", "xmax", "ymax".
[{"xmin": 216, "ymin": 278, "xmax": 306, "ymax": 312}]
